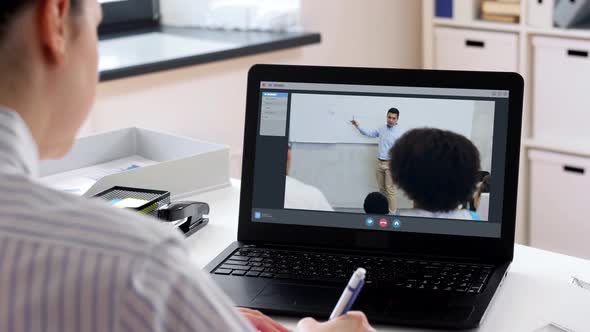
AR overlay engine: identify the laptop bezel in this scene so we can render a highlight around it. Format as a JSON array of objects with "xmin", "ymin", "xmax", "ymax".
[{"xmin": 238, "ymin": 64, "xmax": 523, "ymax": 262}]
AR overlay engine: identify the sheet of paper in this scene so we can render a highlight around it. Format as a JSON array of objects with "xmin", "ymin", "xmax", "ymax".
[
  {"xmin": 570, "ymin": 275, "xmax": 590, "ymax": 292},
  {"xmin": 533, "ymin": 323, "xmax": 574, "ymax": 332},
  {"xmin": 39, "ymin": 155, "xmax": 157, "ymax": 195},
  {"xmin": 113, "ymin": 198, "xmax": 150, "ymax": 209}
]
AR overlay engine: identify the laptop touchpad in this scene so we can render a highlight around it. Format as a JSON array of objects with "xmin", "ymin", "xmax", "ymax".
[{"xmin": 252, "ymin": 283, "xmax": 340, "ymax": 311}]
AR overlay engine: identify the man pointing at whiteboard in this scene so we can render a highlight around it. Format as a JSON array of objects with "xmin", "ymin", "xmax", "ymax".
[{"xmin": 351, "ymin": 108, "xmax": 403, "ymax": 214}]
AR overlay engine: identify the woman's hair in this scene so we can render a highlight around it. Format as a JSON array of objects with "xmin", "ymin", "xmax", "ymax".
[{"xmin": 0, "ymin": 0, "xmax": 81, "ymax": 41}]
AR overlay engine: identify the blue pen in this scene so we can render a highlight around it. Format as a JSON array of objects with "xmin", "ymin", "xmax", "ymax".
[{"xmin": 329, "ymin": 268, "xmax": 366, "ymax": 319}]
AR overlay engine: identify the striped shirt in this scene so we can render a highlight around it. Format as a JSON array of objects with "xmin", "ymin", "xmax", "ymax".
[{"xmin": 0, "ymin": 108, "xmax": 255, "ymax": 332}]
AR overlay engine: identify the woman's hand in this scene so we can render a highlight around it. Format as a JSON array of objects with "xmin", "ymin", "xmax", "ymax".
[{"xmin": 238, "ymin": 307, "xmax": 292, "ymax": 332}]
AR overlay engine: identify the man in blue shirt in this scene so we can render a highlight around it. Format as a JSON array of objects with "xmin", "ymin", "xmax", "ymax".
[{"xmin": 351, "ymin": 108, "xmax": 403, "ymax": 213}]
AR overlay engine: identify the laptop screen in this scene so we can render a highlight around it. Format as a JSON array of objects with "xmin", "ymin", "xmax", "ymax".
[{"xmin": 251, "ymin": 81, "xmax": 510, "ymax": 238}]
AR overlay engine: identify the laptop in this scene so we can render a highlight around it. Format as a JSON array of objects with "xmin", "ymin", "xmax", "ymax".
[{"xmin": 206, "ymin": 65, "xmax": 524, "ymax": 329}]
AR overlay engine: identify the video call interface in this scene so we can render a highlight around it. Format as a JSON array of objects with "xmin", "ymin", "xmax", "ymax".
[{"xmin": 251, "ymin": 82, "xmax": 510, "ymax": 238}]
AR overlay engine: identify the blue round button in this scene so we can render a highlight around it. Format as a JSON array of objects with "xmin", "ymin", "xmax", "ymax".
[
  {"xmin": 365, "ymin": 218, "xmax": 375, "ymax": 227},
  {"xmin": 392, "ymin": 219, "xmax": 401, "ymax": 229}
]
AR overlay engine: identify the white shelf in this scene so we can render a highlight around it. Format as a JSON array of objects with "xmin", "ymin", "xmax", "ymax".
[
  {"xmin": 433, "ymin": 18, "xmax": 522, "ymax": 33},
  {"xmin": 523, "ymin": 139, "xmax": 590, "ymax": 159},
  {"xmin": 433, "ymin": 18, "xmax": 590, "ymax": 40},
  {"xmin": 424, "ymin": 0, "xmax": 590, "ymax": 247},
  {"xmin": 527, "ymin": 27, "xmax": 590, "ymax": 40}
]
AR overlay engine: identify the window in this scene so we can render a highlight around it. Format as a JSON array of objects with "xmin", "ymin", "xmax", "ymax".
[
  {"xmin": 159, "ymin": 0, "xmax": 301, "ymax": 32},
  {"xmin": 99, "ymin": 0, "xmax": 159, "ymax": 36}
]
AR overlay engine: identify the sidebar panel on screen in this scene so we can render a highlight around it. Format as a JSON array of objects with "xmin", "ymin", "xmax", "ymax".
[{"xmin": 252, "ymin": 92, "xmax": 291, "ymax": 212}]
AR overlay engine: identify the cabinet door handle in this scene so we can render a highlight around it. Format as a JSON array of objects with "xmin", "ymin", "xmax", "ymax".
[
  {"xmin": 563, "ymin": 165, "xmax": 585, "ymax": 174},
  {"xmin": 465, "ymin": 40, "xmax": 485, "ymax": 48},
  {"xmin": 567, "ymin": 49, "xmax": 589, "ymax": 58}
]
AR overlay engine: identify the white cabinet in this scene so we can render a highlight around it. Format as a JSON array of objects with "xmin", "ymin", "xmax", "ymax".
[
  {"xmin": 423, "ymin": 0, "xmax": 590, "ymax": 246},
  {"xmin": 532, "ymin": 36, "xmax": 590, "ymax": 143},
  {"xmin": 434, "ymin": 27, "xmax": 519, "ymax": 72},
  {"xmin": 528, "ymin": 0, "xmax": 555, "ymax": 28},
  {"xmin": 529, "ymin": 149, "xmax": 590, "ymax": 259}
]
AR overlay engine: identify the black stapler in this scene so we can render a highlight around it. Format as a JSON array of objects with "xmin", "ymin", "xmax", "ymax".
[{"xmin": 157, "ymin": 201, "xmax": 210, "ymax": 237}]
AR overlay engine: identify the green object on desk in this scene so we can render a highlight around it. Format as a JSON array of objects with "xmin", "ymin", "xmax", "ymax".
[{"xmin": 138, "ymin": 202, "xmax": 159, "ymax": 215}]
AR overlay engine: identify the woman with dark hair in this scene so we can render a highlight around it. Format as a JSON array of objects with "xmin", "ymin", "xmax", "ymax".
[
  {"xmin": 0, "ymin": 1, "xmax": 373, "ymax": 331},
  {"xmin": 390, "ymin": 128, "xmax": 482, "ymax": 221}
]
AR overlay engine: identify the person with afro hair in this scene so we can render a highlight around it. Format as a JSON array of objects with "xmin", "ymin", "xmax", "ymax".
[{"xmin": 390, "ymin": 128, "xmax": 482, "ymax": 220}]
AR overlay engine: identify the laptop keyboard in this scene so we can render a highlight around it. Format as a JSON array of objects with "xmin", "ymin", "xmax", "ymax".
[{"xmin": 213, "ymin": 248, "xmax": 493, "ymax": 294}]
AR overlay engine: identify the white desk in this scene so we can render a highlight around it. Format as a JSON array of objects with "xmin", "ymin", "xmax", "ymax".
[{"xmin": 186, "ymin": 180, "xmax": 590, "ymax": 331}]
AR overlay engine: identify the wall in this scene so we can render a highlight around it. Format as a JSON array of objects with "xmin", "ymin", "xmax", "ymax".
[
  {"xmin": 290, "ymin": 143, "xmax": 413, "ymax": 210},
  {"xmin": 87, "ymin": 0, "xmax": 423, "ymax": 176},
  {"xmin": 471, "ymin": 101, "xmax": 495, "ymax": 173}
]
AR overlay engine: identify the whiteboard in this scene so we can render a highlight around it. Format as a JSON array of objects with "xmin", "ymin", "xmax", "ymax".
[{"xmin": 289, "ymin": 93, "xmax": 476, "ymax": 144}]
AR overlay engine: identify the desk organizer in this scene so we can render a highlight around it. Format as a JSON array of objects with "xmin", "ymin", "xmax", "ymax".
[
  {"xmin": 40, "ymin": 127, "xmax": 230, "ymax": 199},
  {"xmin": 93, "ymin": 186, "xmax": 170, "ymax": 217}
]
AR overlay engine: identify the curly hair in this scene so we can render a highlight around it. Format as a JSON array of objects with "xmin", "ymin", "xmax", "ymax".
[{"xmin": 390, "ymin": 128, "xmax": 481, "ymax": 212}]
